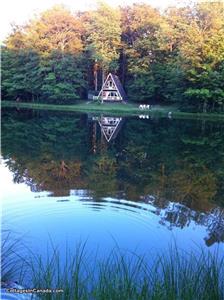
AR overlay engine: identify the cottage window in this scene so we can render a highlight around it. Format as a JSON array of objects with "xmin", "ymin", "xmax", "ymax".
[{"xmin": 108, "ymin": 92, "xmax": 119, "ymax": 99}]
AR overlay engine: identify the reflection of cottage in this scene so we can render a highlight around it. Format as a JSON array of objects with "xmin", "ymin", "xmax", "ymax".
[
  {"xmin": 98, "ymin": 73, "xmax": 127, "ymax": 102},
  {"xmin": 98, "ymin": 117, "xmax": 123, "ymax": 142},
  {"xmin": 89, "ymin": 114, "xmax": 124, "ymax": 153}
]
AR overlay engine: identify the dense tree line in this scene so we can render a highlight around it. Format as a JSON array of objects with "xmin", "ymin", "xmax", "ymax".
[{"xmin": 1, "ymin": 1, "xmax": 224, "ymax": 112}]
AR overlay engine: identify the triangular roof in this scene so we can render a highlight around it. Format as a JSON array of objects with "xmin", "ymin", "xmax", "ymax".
[
  {"xmin": 111, "ymin": 74, "xmax": 127, "ymax": 101},
  {"xmin": 98, "ymin": 73, "xmax": 127, "ymax": 101}
]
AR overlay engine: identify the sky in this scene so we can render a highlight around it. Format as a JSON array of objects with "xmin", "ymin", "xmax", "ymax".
[{"xmin": 0, "ymin": 0, "xmax": 180, "ymax": 41}]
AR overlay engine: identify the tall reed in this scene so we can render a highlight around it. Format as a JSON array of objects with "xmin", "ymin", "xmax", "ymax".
[{"xmin": 1, "ymin": 237, "xmax": 224, "ymax": 300}]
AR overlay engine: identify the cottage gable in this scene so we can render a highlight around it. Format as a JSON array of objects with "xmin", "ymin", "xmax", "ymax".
[{"xmin": 98, "ymin": 73, "xmax": 127, "ymax": 102}]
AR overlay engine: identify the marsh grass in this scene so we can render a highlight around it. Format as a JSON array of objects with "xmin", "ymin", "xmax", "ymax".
[
  {"xmin": 27, "ymin": 241, "xmax": 92, "ymax": 300},
  {"xmin": 1, "ymin": 230, "xmax": 27, "ymax": 283},
  {"xmin": 1, "ymin": 237, "xmax": 224, "ymax": 300}
]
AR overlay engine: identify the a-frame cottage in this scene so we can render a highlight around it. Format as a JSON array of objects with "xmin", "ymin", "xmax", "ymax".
[{"xmin": 98, "ymin": 73, "xmax": 127, "ymax": 102}]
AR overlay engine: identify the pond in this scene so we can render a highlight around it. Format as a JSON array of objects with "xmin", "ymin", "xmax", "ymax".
[{"xmin": 1, "ymin": 108, "xmax": 224, "ymax": 280}]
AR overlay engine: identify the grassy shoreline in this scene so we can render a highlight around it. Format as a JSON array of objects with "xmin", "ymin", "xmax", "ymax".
[
  {"xmin": 2, "ymin": 237, "xmax": 224, "ymax": 300},
  {"xmin": 2, "ymin": 100, "xmax": 224, "ymax": 121}
]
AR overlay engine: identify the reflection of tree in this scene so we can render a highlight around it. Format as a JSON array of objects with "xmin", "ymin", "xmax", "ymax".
[
  {"xmin": 4, "ymin": 155, "xmax": 86, "ymax": 196},
  {"xmin": 87, "ymin": 155, "xmax": 118, "ymax": 197},
  {"xmin": 169, "ymin": 164, "xmax": 217, "ymax": 210},
  {"xmin": 143, "ymin": 163, "xmax": 217, "ymax": 213},
  {"xmin": 2, "ymin": 109, "xmax": 88, "ymax": 160},
  {"xmin": 118, "ymin": 141, "xmax": 151, "ymax": 193},
  {"xmin": 142, "ymin": 196, "xmax": 224, "ymax": 246},
  {"xmin": 158, "ymin": 202, "xmax": 198, "ymax": 229},
  {"xmin": 2, "ymin": 109, "xmax": 224, "ymax": 211},
  {"xmin": 5, "ymin": 159, "xmax": 27, "ymax": 185},
  {"xmin": 204, "ymin": 209, "xmax": 224, "ymax": 247},
  {"xmin": 2, "ymin": 110, "xmax": 89, "ymax": 196}
]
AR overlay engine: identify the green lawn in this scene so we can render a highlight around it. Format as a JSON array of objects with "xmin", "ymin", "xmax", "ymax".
[{"xmin": 2, "ymin": 100, "xmax": 224, "ymax": 121}]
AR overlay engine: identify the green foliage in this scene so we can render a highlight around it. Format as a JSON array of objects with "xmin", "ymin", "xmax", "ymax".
[
  {"xmin": 121, "ymin": 4, "xmax": 162, "ymax": 102},
  {"xmin": 122, "ymin": 2, "xmax": 224, "ymax": 109},
  {"xmin": 1, "ymin": 1, "xmax": 224, "ymax": 111},
  {"xmin": 1, "ymin": 5, "xmax": 87, "ymax": 103},
  {"xmin": 85, "ymin": 1, "xmax": 121, "ymax": 72},
  {"xmin": 1, "ymin": 48, "xmax": 42, "ymax": 101},
  {"xmin": 40, "ymin": 52, "xmax": 87, "ymax": 103}
]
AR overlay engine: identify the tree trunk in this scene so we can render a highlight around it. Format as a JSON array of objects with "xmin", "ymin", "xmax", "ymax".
[
  {"xmin": 201, "ymin": 120, "xmax": 205, "ymax": 134},
  {"xmin": 102, "ymin": 69, "xmax": 105, "ymax": 86},
  {"xmin": 92, "ymin": 122, "xmax": 97, "ymax": 154},
  {"xmin": 203, "ymin": 100, "xmax": 207, "ymax": 113},
  {"xmin": 94, "ymin": 62, "xmax": 98, "ymax": 91},
  {"xmin": 95, "ymin": 69, "xmax": 98, "ymax": 91},
  {"xmin": 121, "ymin": 49, "xmax": 126, "ymax": 85}
]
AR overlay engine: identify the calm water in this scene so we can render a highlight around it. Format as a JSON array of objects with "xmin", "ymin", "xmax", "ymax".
[{"xmin": 1, "ymin": 108, "xmax": 224, "ymax": 263}]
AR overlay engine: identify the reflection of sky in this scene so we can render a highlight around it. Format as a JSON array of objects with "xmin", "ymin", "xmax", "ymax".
[{"xmin": 1, "ymin": 161, "xmax": 223, "ymax": 261}]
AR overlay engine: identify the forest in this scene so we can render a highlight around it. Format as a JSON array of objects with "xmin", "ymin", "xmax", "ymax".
[{"xmin": 1, "ymin": 1, "xmax": 224, "ymax": 112}]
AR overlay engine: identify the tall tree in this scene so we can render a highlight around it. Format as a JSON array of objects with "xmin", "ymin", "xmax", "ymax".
[
  {"xmin": 40, "ymin": 51, "xmax": 87, "ymax": 103},
  {"xmin": 24, "ymin": 5, "xmax": 84, "ymax": 56},
  {"xmin": 1, "ymin": 48, "xmax": 41, "ymax": 101},
  {"xmin": 85, "ymin": 1, "xmax": 121, "ymax": 84},
  {"xmin": 121, "ymin": 4, "xmax": 164, "ymax": 101},
  {"xmin": 2, "ymin": 5, "xmax": 87, "ymax": 102},
  {"xmin": 178, "ymin": 2, "xmax": 224, "ymax": 112}
]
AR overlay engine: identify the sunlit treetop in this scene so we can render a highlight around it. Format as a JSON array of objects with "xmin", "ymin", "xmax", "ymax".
[{"xmin": 6, "ymin": 5, "xmax": 84, "ymax": 56}]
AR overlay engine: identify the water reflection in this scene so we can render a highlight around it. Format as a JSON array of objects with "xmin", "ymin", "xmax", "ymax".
[
  {"xmin": 1, "ymin": 108, "xmax": 224, "ymax": 251},
  {"xmin": 98, "ymin": 116, "xmax": 123, "ymax": 142},
  {"xmin": 89, "ymin": 115, "xmax": 124, "ymax": 156},
  {"xmin": 68, "ymin": 194, "xmax": 224, "ymax": 247}
]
